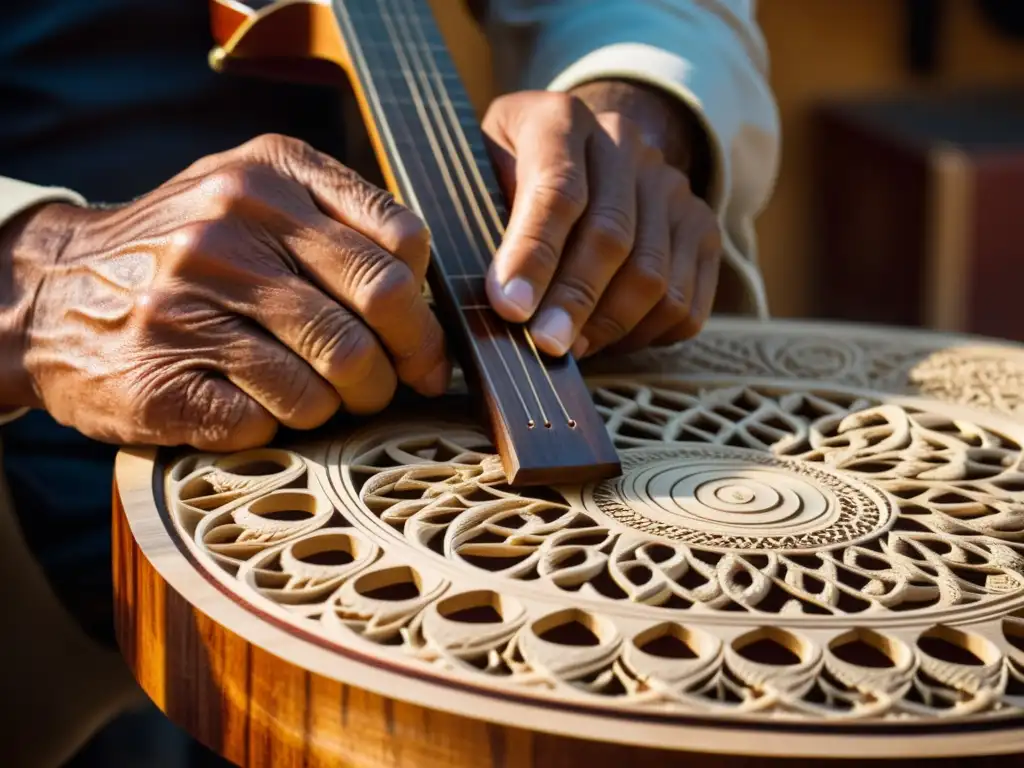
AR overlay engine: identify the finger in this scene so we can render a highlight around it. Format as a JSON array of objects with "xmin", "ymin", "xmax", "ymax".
[
  {"xmin": 334, "ymin": 341, "xmax": 398, "ymax": 415},
  {"xmin": 576, "ymin": 152, "xmax": 671, "ymax": 357},
  {"xmin": 485, "ymin": 97, "xmax": 593, "ymax": 323},
  {"xmin": 525, "ymin": 113, "xmax": 642, "ymax": 357},
  {"xmin": 245, "ymin": 134, "xmax": 433, "ymax": 284},
  {"xmin": 690, "ymin": 236, "xmax": 723, "ymax": 326},
  {"xmin": 277, "ymin": 217, "xmax": 450, "ymax": 396},
  {"xmin": 606, "ymin": 180, "xmax": 708, "ymax": 354},
  {"xmin": 157, "ymin": 371, "xmax": 278, "ymax": 453},
  {"xmin": 213, "ymin": 318, "xmax": 341, "ymax": 430},
  {"xmin": 653, "ymin": 231, "xmax": 722, "ymax": 345},
  {"xmin": 164, "ymin": 217, "xmax": 441, "ymax": 402},
  {"xmin": 244, "ymin": 274, "xmax": 405, "ymax": 413}
]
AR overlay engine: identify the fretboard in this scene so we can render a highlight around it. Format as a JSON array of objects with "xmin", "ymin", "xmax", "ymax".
[{"xmin": 331, "ymin": 0, "xmax": 620, "ymax": 486}]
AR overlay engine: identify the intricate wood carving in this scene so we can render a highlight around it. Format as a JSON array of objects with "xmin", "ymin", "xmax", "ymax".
[
  {"xmin": 160, "ymin": 322, "xmax": 1024, "ymax": 730},
  {"xmin": 116, "ymin": 320, "xmax": 1024, "ymax": 761},
  {"xmin": 583, "ymin": 319, "xmax": 1024, "ymax": 418}
]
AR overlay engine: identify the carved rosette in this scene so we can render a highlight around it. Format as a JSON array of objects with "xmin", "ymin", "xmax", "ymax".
[{"xmin": 165, "ymin": 326, "xmax": 1024, "ymax": 728}]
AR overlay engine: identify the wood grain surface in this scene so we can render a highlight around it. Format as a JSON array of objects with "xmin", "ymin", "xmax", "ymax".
[
  {"xmin": 113, "ymin": 316, "xmax": 1024, "ymax": 765},
  {"xmin": 113, "ymin": 475, "xmax": 1024, "ymax": 767}
]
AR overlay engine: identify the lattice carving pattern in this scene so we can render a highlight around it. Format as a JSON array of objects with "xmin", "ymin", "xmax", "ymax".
[{"xmin": 165, "ymin": 330, "xmax": 1024, "ymax": 726}]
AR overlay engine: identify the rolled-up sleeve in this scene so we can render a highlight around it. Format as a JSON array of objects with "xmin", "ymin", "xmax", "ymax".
[
  {"xmin": 483, "ymin": 0, "xmax": 780, "ymax": 317},
  {"xmin": 0, "ymin": 176, "xmax": 85, "ymax": 228}
]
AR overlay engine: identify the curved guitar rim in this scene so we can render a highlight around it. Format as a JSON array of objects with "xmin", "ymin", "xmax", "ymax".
[
  {"xmin": 112, "ymin": 452, "xmax": 1024, "ymax": 763},
  {"xmin": 112, "ymin": 313, "xmax": 1024, "ymax": 763}
]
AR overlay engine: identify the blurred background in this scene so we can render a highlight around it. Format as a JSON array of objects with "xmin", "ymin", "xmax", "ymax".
[{"xmin": 443, "ymin": 0, "xmax": 1024, "ymax": 341}]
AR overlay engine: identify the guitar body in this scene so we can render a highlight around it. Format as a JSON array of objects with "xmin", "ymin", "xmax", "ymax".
[
  {"xmin": 111, "ymin": 2, "xmax": 1024, "ymax": 765},
  {"xmin": 114, "ymin": 317, "xmax": 1024, "ymax": 766},
  {"xmin": 113, "ymin": 449, "xmax": 701, "ymax": 768}
]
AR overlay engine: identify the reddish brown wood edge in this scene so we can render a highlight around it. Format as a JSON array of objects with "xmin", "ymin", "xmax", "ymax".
[
  {"xmin": 113, "ymin": 480, "xmax": 1024, "ymax": 767},
  {"xmin": 114, "ymin": 480, "xmax": 692, "ymax": 767}
]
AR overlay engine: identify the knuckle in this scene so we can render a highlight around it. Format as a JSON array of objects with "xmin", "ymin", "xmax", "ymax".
[
  {"xmin": 132, "ymin": 288, "xmax": 174, "ymax": 330},
  {"xmin": 624, "ymin": 260, "xmax": 668, "ymax": 298},
  {"xmin": 543, "ymin": 90, "xmax": 582, "ymax": 120},
  {"xmin": 195, "ymin": 387, "xmax": 252, "ymax": 442},
  {"xmin": 298, "ymin": 305, "xmax": 355, "ymax": 366},
  {"xmin": 162, "ymin": 221, "xmax": 223, "ymax": 276},
  {"xmin": 585, "ymin": 207, "xmax": 635, "ymax": 259},
  {"xmin": 171, "ymin": 374, "xmax": 246, "ymax": 444},
  {"xmin": 247, "ymin": 132, "xmax": 306, "ymax": 159},
  {"xmin": 358, "ymin": 260, "xmax": 418, "ymax": 323},
  {"xmin": 536, "ymin": 91, "xmax": 594, "ymax": 137},
  {"xmin": 358, "ymin": 182, "xmax": 399, "ymax": 219},
  {"xmin": 395, "ymin": 215, "xmax": 431, "ymax": 256},
  {"xmin": 200, "ymin": 165, "xmax": 255, "ymax": 210},
  {"xmin": 685, "ymin": 316, "xmax": 705, "ymax": 338},
  {"xmin": 362, "ymin": 189, "xmax": 427, "ymax": 253},
  {"xmin": 662, "ymin": 287, "xmax": 690, "ymax": 319},
  {"xmin": 586, "ymin": 312, "xmax": 631, "ymax": 344},
  {"xmin": 124, "ymin": 372, "xmax": 162, "ymax": 424},
  {"xmin": 220, "ymin": 338, "xmax": 311, "ymax": 426},
  {"xmin": 317, "ymin": 313, "xmax": 379, "ymax": 383},
  {"xmin": 513, "ymin": 231, "xmax": 561, "ymax": 273},
  {"xmin": 554, "ymin": 274, "xmax": 601, "ymax": 314},
  {"xmin": 166, "ymin": 221, "xmax": 210, "ymax": 259},
  {"xmin": 340, "ymin": 175, "xmax": 428, "ymax": 255},
  {"xmin": 535, "ymin": 165, "xmax": 588, "ymax": 220},
  {"xmin": 247, "ymin": 133, "xmax": 335, "ymax": 184}
]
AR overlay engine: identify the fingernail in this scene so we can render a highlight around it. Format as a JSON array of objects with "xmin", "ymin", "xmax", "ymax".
[
  {"xmin": 422, "ymin": 360, "xmax": 451, "ymax": 396},
  {"xmin": 531, "ymin": 308, "xmax": 574, "ymax": 356},
  {"xmin": 502, "ymin": 277, "xmax": 535, "ymax": 314},
  {"xmin": 572, "ymin": 335, "xmax": 590, "ymax": 359}
]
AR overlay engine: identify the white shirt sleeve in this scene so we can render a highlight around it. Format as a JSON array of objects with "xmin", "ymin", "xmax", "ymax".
[
  {"xmin": 483, "ymin": 0, "xmax": 780, "ymax": 318},
  {"xmin": 0, "ymin": 177, "xmax": 85, "ymax": 229}
]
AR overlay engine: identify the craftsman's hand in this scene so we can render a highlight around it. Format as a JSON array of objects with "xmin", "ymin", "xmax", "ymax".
[
  {"xmin": 0, "ymin": 134, "xmax": 448, "ymax": 450},
  {"xmin": 483, "ymin": 82, "xmax": 721, "ymax": 358}
]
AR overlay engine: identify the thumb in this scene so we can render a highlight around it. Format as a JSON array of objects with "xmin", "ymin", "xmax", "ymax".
[{"xmin": 251, "ymin": 133, "xmax": 431, "ymax": 283}]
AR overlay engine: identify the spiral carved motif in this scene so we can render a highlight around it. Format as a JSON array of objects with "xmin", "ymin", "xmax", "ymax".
[
  {"xmin": 164, "ymin": 328, "xmax": 1024, "ymax": 729},
  {"xmin": 590, "ymin": 446, "xmax": 895, "ymax": 551}
]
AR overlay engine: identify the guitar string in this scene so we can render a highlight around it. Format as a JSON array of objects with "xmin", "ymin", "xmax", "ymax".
[
  {"xmin": 342, "ymin": 0, "xmax": 578, "ymax": 431},
  {"xmin": 334, "ymin": 1, "xmax": 534, "ymax": 426},
  {"xmin": 393, "ymin": 0, "xmax": 575, "ymax": 426},
  {"xmin": 387, "ymin": 0, "xmax": 575, "ymax": 427},
  {"xmin": 385, "ymin": 0, "xmax": 553, "ymax": 425},
  {"xmin": 376, "ymin": 0, "xmax": 552, "ymax": 430},
  {"xmin": 391, "ymin": 1, "xmax": 505, "ymax": 254}
]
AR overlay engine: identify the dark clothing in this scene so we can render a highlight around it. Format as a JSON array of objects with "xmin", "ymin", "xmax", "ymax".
[{"xmin": 0, "ymin": 0, "xmax": 356, "ymax": 647}]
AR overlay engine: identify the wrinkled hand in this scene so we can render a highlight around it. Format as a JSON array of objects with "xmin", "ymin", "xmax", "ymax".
[
  {"xmin": 8, "ymin": 134, "xmax": 449, "ymax": 451},
  {"xmin": 483, "ymin": 86, "xmax": 721, "ymax": 359}
]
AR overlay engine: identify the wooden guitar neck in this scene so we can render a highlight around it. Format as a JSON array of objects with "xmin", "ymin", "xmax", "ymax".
[{"xmin": 209, "ymin": 0, "xmax": 621, "ymax": 486}]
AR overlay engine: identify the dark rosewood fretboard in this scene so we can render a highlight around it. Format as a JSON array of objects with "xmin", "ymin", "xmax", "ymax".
[{"xmin": 330, "ymin": 0, "xmax": 620, "ymax": 486}]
